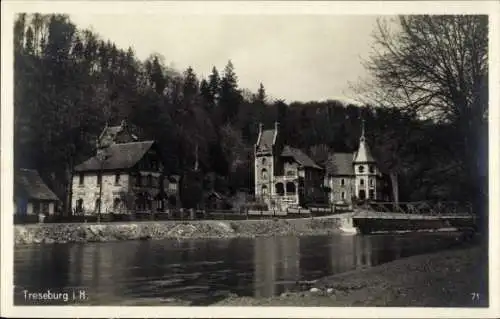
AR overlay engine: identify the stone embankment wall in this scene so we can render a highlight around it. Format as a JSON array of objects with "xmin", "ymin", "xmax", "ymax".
[{"xmin": 14, "ymin": 218, "xmax": 342, "ymax": 245}]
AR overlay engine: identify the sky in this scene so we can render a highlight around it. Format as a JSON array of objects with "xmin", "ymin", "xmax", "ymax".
[{"xmin": 69, "ymin": 14, "xmax": 382, "ymax": 103}]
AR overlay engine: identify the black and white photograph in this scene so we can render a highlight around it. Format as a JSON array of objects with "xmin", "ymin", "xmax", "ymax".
[{"xmin": 1, "ymin": 1, "xmax": 499, "ymax": 318}]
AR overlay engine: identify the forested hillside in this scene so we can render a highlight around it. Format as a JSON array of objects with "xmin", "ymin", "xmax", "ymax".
[{"xmin": 13, "ymin": 14, "xmax": 488, "ymax": 217}]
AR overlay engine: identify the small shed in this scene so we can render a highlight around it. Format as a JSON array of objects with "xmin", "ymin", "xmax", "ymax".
[{"xmin": 14, "ymin": 169, "xmax": 60, "ymax": 216}]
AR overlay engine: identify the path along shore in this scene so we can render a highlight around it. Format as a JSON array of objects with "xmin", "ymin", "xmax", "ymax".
[{"xmin": 213, "ymin": 243, "xmax": 488, "ymax": 307}]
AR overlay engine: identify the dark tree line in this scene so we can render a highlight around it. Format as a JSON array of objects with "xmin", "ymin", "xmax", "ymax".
[{"xmin": 14, "ymin": 14, "xmax": 487, "ymax": 218}]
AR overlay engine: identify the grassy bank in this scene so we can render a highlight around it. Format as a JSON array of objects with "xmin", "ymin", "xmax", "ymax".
[
  {"xmin": 14, "ymin": 218, "xmax": 341, "ymax": 245},
  {"xmin": 213, "ymin": 244, "xmax": 488, "ymax": 307}
]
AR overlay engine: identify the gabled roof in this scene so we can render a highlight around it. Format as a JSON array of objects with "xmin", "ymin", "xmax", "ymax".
[
  {"xmin": 257, "ymin": 129, "xmax": 275, "ymax": 150},
  {"xmin": 98, "ymin": 121, "xmax": 138, "ymax": 148},
  {"xmin": 75, "ymin": 141, "xmax": 155, "ymax": 172},
  {"xmin": 281, "ymin": 146, "xmax": 323, "ymax": 170},
  {"xmin": 16, "ymin": 169, "xmax": 60, "ymax": 201},
  {"xmin": 325, "ymin": 153, "xmax": 355, "ymax": 176}
]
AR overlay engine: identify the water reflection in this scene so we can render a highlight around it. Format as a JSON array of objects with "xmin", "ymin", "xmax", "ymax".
[
  {"xmin": 253, "ymin": 236, "xmax": 301, "ymax": 297},
  {"xmin": 14, "ymin": 233, "xmax": 462, "ymax": 305}
]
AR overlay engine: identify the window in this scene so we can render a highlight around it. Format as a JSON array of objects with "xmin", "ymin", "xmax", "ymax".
[
  {"xmin": 169, "ymin": 182, "xmax": 177, "ymax": 191},
  {"xmin": 157, "ymin": 199, "xmax": 164, "ymax": 211},
  {"xmin": 79, "ymin": 173, "xmax": 84, "ymax": 185},
  {"xmin": 369, "ymin": 178, "xmax": 374, "ymax": 187},
  {"xmin": 42, "ymin": 203, "xmax": 49, "ymax": 214},
  {"xmin": 115, "ymin": 173, "xmax": 121, "ymax": 184},
  {"xmin": 369, "ymin": 189, "xmax": 375, "ymax": 199},
  {"xmin": 360, "ymin": 178, "xmax": 365, "ymax": 185},
  {"xmin": 262, "ymin": 185, "xmax": 268, "ymax": 195},
  {"xmin": 341, "ymin": 192, "xmax": 346, "ymax": 200},
  {"xmin": 358, "ymin": 165, "xmax": 365, "ymax": 173},
  {"xmin": 358, "ymin": 189, "xmax": 366, "ymax": 200},
  {"xmin": 261, "ymin": 168, "xmax": 268, "ymax": 180},
  {"xmin": 95, "ymin": 198, "xmax": 101, "ymax": 212},
  {"xmin": 33, "ymin": 202, "xmax": 40, "ymax": 215},
  {"xmin": 286, "ymin": 170, "xmax": 295, "ymax": 176},
  {"xmin": 113, "ymin": 198, "xmax": 121, "ymax": 210},
  {"xmin": 286, "ymin": 182, "xmax": 296, "ymax": 194},
  {"xmin": 76, "ymin": 199, "xmax": 83, "ymax": 213},
  {"xmin": 369, "ymin": 165, "xmax": 375, "ymax": 173},
  {"xmin": 136, "ymin": 174, "xmax": 142, "ymax": 187},
  {"xmin": 261, "ymin": 158, "xmax": 267, "ymax": 165},
  {"xmin": 136, "ymin": 193, "xmax": 146, "ymax": 210},
  {"xmin": 147, "ymin": 175, "xmax": 153, "ymax": 186},
  {"xmin": 168, "ymin": 195, "xmax": 177, "ymax": 207},
  {"xmin": 275, "ymin": 183, "xmax": 284, "ymax": 196},
  {"xmin": 97, "ymin": 173, "xmax": 102, "ymax": 186},
  {"xmin": 151, "ymin": 160, "xmax": 158, "ymax": 171},
  {"xmin": 340, "ymin": 179, "xmax": 345, "ymax": 187}
]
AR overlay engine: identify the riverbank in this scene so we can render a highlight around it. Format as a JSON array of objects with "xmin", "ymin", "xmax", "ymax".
[
  {"xmin": 14, "ymin": 218, "xmax": 342, "ymax": 245},
  {"xmin": 213, "ymin": 244, "xmax": 488, "ymax": 307}
]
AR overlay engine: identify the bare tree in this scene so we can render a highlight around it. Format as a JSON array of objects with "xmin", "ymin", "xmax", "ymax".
[{"xmin": 356, "ymin": 16, "xmax": 487, "ymax": 121}]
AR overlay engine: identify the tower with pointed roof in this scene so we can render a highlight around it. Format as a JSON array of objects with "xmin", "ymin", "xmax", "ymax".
[
  {"xmin": 353, "ymin": 119, "xmax": 380, "ymax": 201},
  {"xmin": 254, "ymin": 121, "xmax": 325, "ymax": 210},
  {"xmin": 254, "ymin": 122, "xmax": 279, "ymax": 205}
]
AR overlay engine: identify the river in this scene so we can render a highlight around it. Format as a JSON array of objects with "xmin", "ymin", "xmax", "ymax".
[{"xmin": 14, "ymin": 232, "xmax": 464, "ymax": 305}]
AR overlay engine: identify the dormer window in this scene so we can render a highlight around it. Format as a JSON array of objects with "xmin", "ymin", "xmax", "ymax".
[{"xmin": 369, "ymin": 165, "xmax": 375, "ymax": 173}]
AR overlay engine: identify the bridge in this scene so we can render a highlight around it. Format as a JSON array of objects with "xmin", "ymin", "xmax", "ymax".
[
  {"xmin": 348, "ymin": 201, "xmax": 475, "ymax": 219},
  {"xmin": 328, "ymin": 201, "xmax": 477, "ymax": 234}
]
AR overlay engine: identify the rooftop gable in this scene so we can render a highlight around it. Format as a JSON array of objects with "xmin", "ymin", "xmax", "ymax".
[
  {"xmin": 325, "ymin": 153, "xmax": 355, "ymax": 176},
  {"xmin": 281, "ymin": 146, "xmax": 323, "ymax": 170},
  {"xmin": 74, "ymin": 141, "xmax": 156, "ymax": 172}
]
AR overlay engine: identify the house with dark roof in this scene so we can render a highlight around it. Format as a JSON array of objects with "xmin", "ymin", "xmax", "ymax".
[
  {"xmin": 254, "ymin": 122, "xmax": 326, "ymax": 210},
  {"xmin": 72, "ymin": 120, "xmax": 180, "ymax": 215},
  {"xmin": 15, "ymin": 169, "xmax": 60, "ymax": 216},
  {"xmin": 324, "ymin": 120, "xmax": 388, "ymax": 204}
]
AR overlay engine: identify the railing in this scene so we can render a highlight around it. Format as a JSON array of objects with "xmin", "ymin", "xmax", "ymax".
[
  {"xmin": 13, "ymin": 208, "xmax": 319, "ymax": 224},
  {"xmin": 364, "ymin": 201, "xmax": 474, "ymax": 216}
]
